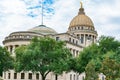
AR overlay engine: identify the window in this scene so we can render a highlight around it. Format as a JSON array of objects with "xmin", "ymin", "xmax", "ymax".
[
  {"xmin": 73, "ymin": 39, "xmax": 74, "ymax": 43},
  {"xmin": 15, "ymin": 45, "xmax": 19, "ymax": 47},
  {"xmin": 36, "ymin": 73, "xmax": 39, "ymax": 79},
  {"xmin": 10, "ymin": 46, "xmax": 13, "ymax": 53},
  {"xmin": 14, "ymin": 73, "xmax": 17, "ymax": 79},
  {"xmin": 81, "ymin": 27, "xmax": 83, "ymax": 30},
  {"xmin": 70, "ymin": 74, "xmax": 72, "ymax": 80},
  {"xmin": 69, "ymin": 38, "xmax": 71, "ymax": 42},
  {"xmin": 8, "ymin": 73, "xmax": 10, "ymax": 79},
  {"xmin": 56, "ymin": 37, "xmax": 59, "ymax": 41},
  {"xmin": 21, "ymin": 73, "xmax": 25, "ymax": 79},
  {"xmin": 28, "ymin": 73, "xmax": 32, "ymax": 79},
  {"xmin": 81, "ymin": 36, "xmax": 84, "ymax": 44}
]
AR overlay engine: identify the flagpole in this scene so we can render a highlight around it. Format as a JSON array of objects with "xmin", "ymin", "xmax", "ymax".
[{"xmin": 41, "ymin": 0, "xmax": 43, "ymax": 25}]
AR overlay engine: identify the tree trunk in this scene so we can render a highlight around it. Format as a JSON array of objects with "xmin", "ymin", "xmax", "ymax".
[
  {"xmin": 41, "ymin": 74, "xmax": 46, "ymax": 80},
  {"xmin": 55, "ymin": 74, "xmax": 58, "ymax": 80},
  {"xmin": 42, "ymin": 76, "xmax": 45, "ymax": 80}
]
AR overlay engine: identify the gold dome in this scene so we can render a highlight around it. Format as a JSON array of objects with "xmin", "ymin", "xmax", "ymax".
[
  {"xmin": 69, "ymin": 14, "xmax": 94, "ymax": 27},
  {"xmin": 69, "ymin": 3, "xmax": 94, "ymax": 28}
]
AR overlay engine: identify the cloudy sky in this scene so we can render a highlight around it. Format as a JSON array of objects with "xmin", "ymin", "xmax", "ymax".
[{"xmin": 0, "ymin": 0, "xmax": 120, "ymax": 45}]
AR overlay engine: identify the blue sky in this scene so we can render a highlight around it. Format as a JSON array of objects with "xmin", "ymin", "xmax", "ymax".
[{"xmin": 0, "ymin": 0, "xmax": 120, "ymax": 45}]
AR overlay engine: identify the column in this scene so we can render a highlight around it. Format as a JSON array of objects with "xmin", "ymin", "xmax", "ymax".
[
  {"xmin": 12, "ymin": 45, "xmax": 16, "ymax": 56},
  {"xmin": 11, "ymin": 70, "xmax": 14, "ymax": 80},
  {"xmin": 17, "ymin": 73, "xmax": 21, "ymax": 80},
  {"xmin": 83, "ymin": 34, "xmax": 86, "ymax": 46},
  {"xmin": 8, "ymin": 46, "xmax": 10, "ymax": 52}
]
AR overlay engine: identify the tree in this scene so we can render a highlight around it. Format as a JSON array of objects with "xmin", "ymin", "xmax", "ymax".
[
  {"xmin": 98, "ymin": 36, "xmax": 120, "ymax": 54},
  {"xmin": 75, "ymin": 43, "xmax": 99, "ymax": 73},
  {"xmin": 75, "ymin": 36, "xmax": 120, "ymax": 79},
  {"xmin": 85, "ymin": 60, "xmax": 98, "ymax": 80},
  {"xmin": 15, "ymin": 37, "xmax": 72, "ymax": 80},
  {"xmin": 0, "ymin": 46, "xmax": 14, "ymax": 76},
  {"xmin": 100, "ymin": 57, "xmax": 120, "ymax": 80}
]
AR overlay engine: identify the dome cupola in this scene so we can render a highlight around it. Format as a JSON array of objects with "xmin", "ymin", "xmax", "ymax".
[
  {"xmin": 67, "ymin": 2, "xmax": 97, "ymax": 47},
  {"xmin": 69, "ymin": 2, "xmax": 94, "ymax": 29}
]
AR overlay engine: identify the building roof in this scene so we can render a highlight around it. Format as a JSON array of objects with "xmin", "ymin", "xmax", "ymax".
[{"xmin": 28, "ymin": 25, "xmax": 57, "ymax": 35}]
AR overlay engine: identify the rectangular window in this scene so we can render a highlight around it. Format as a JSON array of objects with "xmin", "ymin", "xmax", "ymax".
[
  {"xmin": 21, "ymin": 73, "xmax": 25, "ymax": 79},
  {"xmin": 56, "ymin": 37, "xmax": 59, "ymax": 41},
  {"xmin": 10, "ymin": 46, "xmax": 13, "ymax": 53},
  {"xmin": 73, "ymin": 39, "xmax": 74, "ymax": 43},
  {"xmin": 8, "ymin": 73, "xmax": 10, "ymax": 79},
  {"xmin": 28, "ymin": 73, "xmax": 32, "ymax": 79},
  {"xmin": 36, "ymin": 73, "xmax": 39, "ymax": 79},
  {"xmin": 69, "ymin": 38, "xmax": 71, "ymax": 42},
  {"xmin": 14, "ymin": 73, "xmax": 17, "ymax": 79},
  {"xmin": 81, "ymin": 36, "xmax": 84, "ymax": 44}
]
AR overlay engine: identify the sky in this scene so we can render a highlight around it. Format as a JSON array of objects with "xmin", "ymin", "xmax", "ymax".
[{"xmin": 0, "ymin": 0, "xmax": 120, "ymax": 45}]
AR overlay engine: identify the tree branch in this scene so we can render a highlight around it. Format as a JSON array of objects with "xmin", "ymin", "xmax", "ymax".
[{"xmin": 45, "ymin": 70, "xmax": 51, "ymax": 77}]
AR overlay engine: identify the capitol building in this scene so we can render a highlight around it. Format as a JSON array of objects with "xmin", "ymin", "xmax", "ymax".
[{"xmin": 2, "ymin": 2, "xmax": 102, "ymax": 80}]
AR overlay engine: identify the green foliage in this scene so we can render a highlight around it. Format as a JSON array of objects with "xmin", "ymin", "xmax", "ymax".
[
  {"xmin": 75, "ymin": 35, "xmax": 120, "ymax": 79},
  {"xmin": 76, "ymin": 44, "xmax": 99, "ymax": 73},
  {"xmin": 67, "ymin": 57, "xmax": 77, "ymax": 72},
  {"xmin": 15, "ymin": 37, "xmax": 72, "ymax": 80},
  {"xmin": 100, "ymin": 57, "xmax": 120, "ymax": 80},
  {"xmin": 85, "ymin": 60, "xmax": 98, "ymax": 80},
  {"xmin": 98, "ymin": 36, "xmax": 120, "ymax": 54},
  {"xmin": 0, "ymin": 46, "xmax": 14, "ymax": 76}
]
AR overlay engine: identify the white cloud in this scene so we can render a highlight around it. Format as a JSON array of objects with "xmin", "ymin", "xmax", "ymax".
[{"xmin": 0, "ymin": 0, "xmax": 120, "ymax": 45}]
